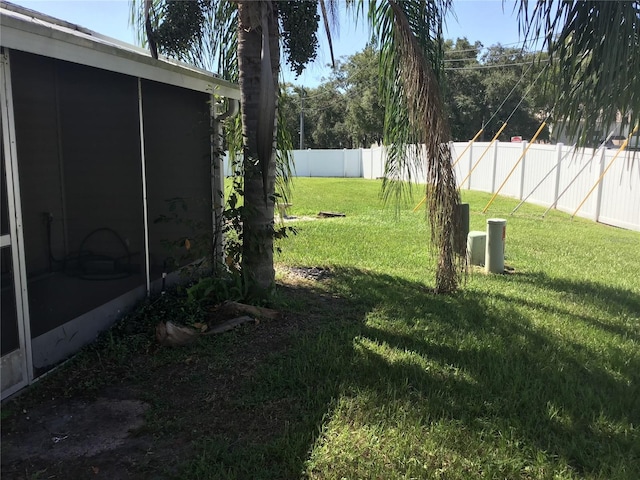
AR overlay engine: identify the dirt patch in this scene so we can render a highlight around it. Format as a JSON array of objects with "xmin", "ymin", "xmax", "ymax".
[
  {"xmin": 281, "ymin": 266, "xmax": 332, "ymax": 281},
  {"xmin": 3, "ymin": 397, "xmax": 148, "ymax": 461},
  {"xmin": 2, "ymin": 392, "xmax": 152, "ymax": 479}
]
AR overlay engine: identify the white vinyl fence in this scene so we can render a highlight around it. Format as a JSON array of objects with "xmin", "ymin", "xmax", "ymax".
[
  {"xmin": 451, "ymin": 141, "xmax": 639, "ymax": 231},
  {"xmin": 223, "ymin": 142, "xmax": 640, "ymax": 231}
]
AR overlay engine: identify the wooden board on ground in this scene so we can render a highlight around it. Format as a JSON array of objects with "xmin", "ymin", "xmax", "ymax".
[{"xmin": 318, "ymin": 211, "xmax": 346, "ymax": 218}]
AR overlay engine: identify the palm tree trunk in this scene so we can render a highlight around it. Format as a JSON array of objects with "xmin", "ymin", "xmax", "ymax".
[{"xmin": 237, "ymin": 2, "xmax": 279, "ymax": 296}]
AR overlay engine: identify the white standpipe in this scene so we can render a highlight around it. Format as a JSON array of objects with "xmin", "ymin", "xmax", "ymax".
[{"xmin": 485, "ymin": 218, "xmax": 506, "ymax": 274}]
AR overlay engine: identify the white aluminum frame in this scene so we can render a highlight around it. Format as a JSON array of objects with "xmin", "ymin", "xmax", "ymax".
[
  {"xmin": 138, "ymin": 78, "xmax": 151, "ymax": 296},
  {"xmin": 1, "ymin": 48, "xmax": 33, "ymax": 399}
]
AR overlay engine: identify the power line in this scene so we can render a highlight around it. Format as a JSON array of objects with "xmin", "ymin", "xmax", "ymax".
[
  {"xmin": 289, "ymin": 58, "xmax": 544, "ymax": 100},
  {"xmin": 443, "ymin": 53, "xmax": 541, "ymax": 63},
  {"xmin": 442, "ymin": 36, "xmax": 546, "ymax": 54},
  {"xmin": 504, "ymin": 64, "xmax": 550, "ymax": 124},
  {"xmin": 443, "ymin": 50, "xmax": 542, "ymax": 62},
  {"xmin": 483, "ymin": 62, "xmax": 535, "ymax": 128},
  {"xmin": 444, "ymin": 60, "xmax": 548, "ymax": 71}
]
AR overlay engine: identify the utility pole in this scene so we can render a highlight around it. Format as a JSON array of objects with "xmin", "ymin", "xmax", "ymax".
[{"xmin": 299, "ymin": 88, "xmax": 305, "ymax": 150}]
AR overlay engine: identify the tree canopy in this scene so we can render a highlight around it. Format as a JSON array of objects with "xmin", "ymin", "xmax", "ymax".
[{"xmin": 280, "ymin": 39, "xmax": 553, "ymax": 148}]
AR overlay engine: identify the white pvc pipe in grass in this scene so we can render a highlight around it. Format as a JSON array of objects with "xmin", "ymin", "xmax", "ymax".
[{"xmin": 486, "ymin": 218, "xmax": 506, "ymax": 274}]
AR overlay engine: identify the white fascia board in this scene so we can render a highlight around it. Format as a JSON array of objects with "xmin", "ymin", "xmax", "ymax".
[{"xmin": 0, "ymin": 12, "xmax": 240, "ymax": 100}]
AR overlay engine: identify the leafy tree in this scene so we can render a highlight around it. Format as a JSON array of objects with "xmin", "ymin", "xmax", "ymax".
[
  {"xmin": 306, "ymin": 84, "xmax": 351, "ymax": 148},
  {"xmin": 283, "ymin": 48, "xmax": 383, "ymax": 149},
  {"xmin": 480, "ymin": 44, "xmax": 548, "ymax": 141},
  {"xmin": 281, "ymin": 84, "xmax": 350, "ymax": 149},
  {"xmin": 287, "ymin": 38, "xmax": 552, "ymax": 145},
  {"xmin": 441, "ymin": 39, "xmax": 551, "ymax": 141},
  {"xmin": 442, "ymin": 38, "xmax": 486, "ymax": 141},
  {"xmin": 279, "ymin": 85, "xmax": 304, "ymax": 149},
  {"xmin": 339, "ymin": 45, "xmax": 386, "ymax": 147}
]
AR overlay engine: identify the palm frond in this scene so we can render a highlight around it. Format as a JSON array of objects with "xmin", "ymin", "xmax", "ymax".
[
  {"xmin": 519, "ymin": 0, "xmax": 640, "ymax": 144},
  {"xmin": 318, "ymin": 0, "xmax": 339, "ymax": 68},
  {"xmin": 130, "ymin": 0, "xmax": 157, "ymax": 48},
  {"xmin": 143, "ymin": 0, "xmax": 158, "ymax": 58},
  {"xmin": 367, "ymin": 0, "xmax": 463, "ymax": 293},
  {"xmin": 207, "ymin": 0, "xmax": 239, "ymax": 81},
  {"xmin": 275, "ymin": 89, "xmax": 295, "ymax": 205}
]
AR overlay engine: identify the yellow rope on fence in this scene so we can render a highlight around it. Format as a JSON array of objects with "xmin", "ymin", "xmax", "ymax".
[
  {"xmin": 482, "ymin": 120, "xmax": 547, "ymax": 214},
  {"xmin": 572, "ymin": 123, "xmax": 639, "ymax": 219},
  {"xmin": 451, "ymin": 128, "xmax": 484, "ymax": 169},
  {"xmin": 458, "ymin": 122, "xmax": 508, "ymax": 190}
]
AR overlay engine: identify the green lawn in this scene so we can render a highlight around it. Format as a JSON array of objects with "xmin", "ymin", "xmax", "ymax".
[
  {"xmin": 5, "ymin": 178, "xmax": 638, "ymax": 479},
  {"xmin": 266, "ymin": 178, "xmax": 639, "ymax": 479}
]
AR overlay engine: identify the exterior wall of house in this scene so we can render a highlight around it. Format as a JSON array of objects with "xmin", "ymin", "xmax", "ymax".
[
  {"xmin": 11, "ymin": 50, "xmax": 147, "ymax": 345},
  {"xmin": 10, "ymin": 51, "xmax": 63, "ymax": 278},
  {"xmin": 56, "ymin": 59, "xmax": 144, "ymax": 279}
]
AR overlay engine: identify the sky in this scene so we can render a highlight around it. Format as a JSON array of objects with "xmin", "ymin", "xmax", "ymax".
[{"xmin": 10, "ymin": 0, "xmax": 535, "ymax": 87}]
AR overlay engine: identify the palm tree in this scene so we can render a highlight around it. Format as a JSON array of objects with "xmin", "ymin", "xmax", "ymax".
[
  {"xmin": 135, "ymin": 0, "xmax": 640, "ymax": 296},
  {"xmin": 136, "ymin": 0, "xmax": 304, "ymax": 296},
  {"xmin": 234, "ymin": 2, "xmax": 279, "ymax": 295},
  {"xmin": 357, "ymin": 0, "xmax": 639, "ymax": 292},
  {"xmin": 363, "ymin": 0, "xmax": 463, "ymax": 293}
]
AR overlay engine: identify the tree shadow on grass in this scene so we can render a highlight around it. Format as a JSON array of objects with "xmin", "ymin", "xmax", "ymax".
[
  {"xmin": 8, "ymin": 265, "xmax": 635, "ymax": 479},
  {"xmin": 182, "ymin": 266, "xmax": 639, "ymax": 478},
  {"xmin": 508, "ymin": 270, "xmax": 640, "ymax": 342}
]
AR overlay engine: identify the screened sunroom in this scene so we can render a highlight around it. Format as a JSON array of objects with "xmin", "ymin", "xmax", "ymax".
[{"xmin": 0, "ymin": 2, "xmax": 240, "ymax": 399}]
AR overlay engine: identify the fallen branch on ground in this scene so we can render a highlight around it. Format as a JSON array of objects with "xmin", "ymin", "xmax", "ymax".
[
  {"xmin": 156, "ymin": 316, "xmax": 258, "ymax": 346},
  {"xmin": 206, "ymin": 315, "xmax": 256, "ymax": 334},
  {"xmin": 155, "ymin": 302, "xmax": 275, "ymax": 347}
]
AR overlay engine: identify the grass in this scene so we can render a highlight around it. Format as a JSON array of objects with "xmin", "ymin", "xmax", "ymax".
[
  {"xmin": 272, "ymin": 179, "xmax": 640, "ymax": 479},
  {"xmin": 3, "ymin": 178, "xmax": 639, "ymax": 479}
]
